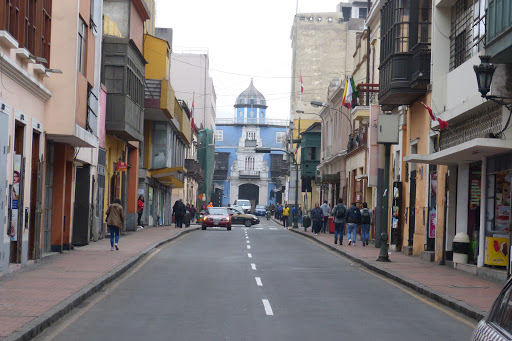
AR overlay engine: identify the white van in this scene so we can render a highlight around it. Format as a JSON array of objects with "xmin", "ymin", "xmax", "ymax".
[{"xmin": 234, "ymin": 199, "xmax": 251, "ymax": 213}]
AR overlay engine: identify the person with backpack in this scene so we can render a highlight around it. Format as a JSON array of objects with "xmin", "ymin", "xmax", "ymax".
[
  {"xmin": 173, "ymin": 199, "xmax": 186, "ymax": 228},
  {"xmin": 360, "ymin": 202, "xmax": 373, "ymax": 246},
  {"xmin": 331, "ymin": 198, "xmax": 347, "ymax": 245},
  {"xmin": 311, "ymin": 202, "xmax": 324, "ymax": 235},
  {"xmin": 346, "ymin": 202, "xmax": 361, "ymax": 245}
]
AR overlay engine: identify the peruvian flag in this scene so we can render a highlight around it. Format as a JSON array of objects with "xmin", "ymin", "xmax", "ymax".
[
  {"xmin": 191, "ymin": 99, "xmax": 195, "ymax": 134},
  {"xmin": 300, "ymin": 70, "xmax": 304, "ymax": 94},
  {"xmin": 421, "ymin": 102, "xmax": 449, "ymax": 131}
]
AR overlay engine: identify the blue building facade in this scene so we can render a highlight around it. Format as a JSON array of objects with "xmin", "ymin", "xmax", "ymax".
[{"xmin": 213, "ymin": 80, "xmax": 288, "ymax": 209}]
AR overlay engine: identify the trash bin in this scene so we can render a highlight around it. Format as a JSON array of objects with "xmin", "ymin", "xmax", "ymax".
[
  {"xmin": 453, "ymin": 232, "xmax": 470, "ymax": 264},
  {"xmin": 303, "ymin": 215, "xmax": 311, "ymax": 228},
  {"xmin": 328, "ymin": 216, "xmax": 335, "ymax": 234}
]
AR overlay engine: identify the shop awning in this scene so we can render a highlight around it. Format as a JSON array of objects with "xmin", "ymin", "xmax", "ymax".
[
  {"xmin": 149, "ymin": 166, "xmax": 187, "ymax": 177},
  {"xmin": 148, "ymin": 167, "xmax": 186, "ymax": 189},
  {"xmin": 404, "ymin": 138, "xmax": 512, "ymax": 166}
]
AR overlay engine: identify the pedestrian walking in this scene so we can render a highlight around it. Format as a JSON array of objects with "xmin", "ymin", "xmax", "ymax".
[
  {"xmin": 311, "ymin": 202, "xmax": 323, "ymax": 235},
  {"xmin": 320, "ymin": 201, "xmax": 331, "ymax": 233},
  {"xmin": 332, "ymin": 198, "xmax": 347, "ymax": 245},
  {"xmin": 346, "ymin": 202, "xmax": 361, "ymax": 245},
  {"xmin": 190, "ymin": 204, "xmax": 197, "ymax": 223},
  {"xmin": 277, "ymin": 204, "xmax": 283, "ymax": 220},
  {"xmin": 106, "ymin": 198, "xmax": 125, "ymax": 251},
  {"xmin": 360, "ymin": 202, "xmax": 373, "ymax": 246},
  {"xmin": 298, "ymin": 205, "xmax": 303, "ymax": 225},
  {"xmin": 137, "ymin": 195, "xmax": 144, "ymax": 229},
  {"xmin": 173, "ymin": 199, "xmax": 186, "ymax": 228},
  {"xmin": 282, "ymin": 204, "xmax": 290, "ymax": 228}
]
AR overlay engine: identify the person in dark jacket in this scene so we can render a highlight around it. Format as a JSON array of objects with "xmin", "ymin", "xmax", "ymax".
[
  {"xmin": 346, "ymin": 202, "xmax": 361, "ymax": 245},
  {"xmin": 311, "ymin": 202, "xmax": 324, "ymax": 235},
  {"xmin": 332, "ymin": 198, "xmax": 347, "ymax": 245},
  {"xmin": 173, "ymin": 199, "xmax": 186, "ymax": 228},
  {"xmin": 190, "ymin": 204, "xmax": 197, "ymax": 223},
  {"xmin": 106, "ymin": 198, "xmax": 125, "ymax": 251}
]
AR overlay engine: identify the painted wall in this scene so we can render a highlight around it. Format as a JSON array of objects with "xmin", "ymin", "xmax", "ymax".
[
  {"xmin": 144, "ymin": 35, "xmax": 169, "ymax": 80},
  {"xmin": 44, "ymin": 0, "xmax": 79, "ymax": 136},
  {"xmin": 130, "ymin": 2, "xmax": 144, "ymax": 52}
]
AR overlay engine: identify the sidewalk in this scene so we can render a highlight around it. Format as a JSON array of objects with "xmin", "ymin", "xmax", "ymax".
[
  {"xmin": 285, "ymin": 220, "xmax": 503, "ymax": 321},
  {"xmin": 0, "ymin": 226, "xmax": 197, "ymax": 341}
]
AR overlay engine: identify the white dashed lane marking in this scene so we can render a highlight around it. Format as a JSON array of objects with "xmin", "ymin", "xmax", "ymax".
[
  {"xmin": 262, "ymin": 299, "xmax": 273, "ymax": 316},
  {"xmin": 251, "ymin": 263, "xmax": 257, "ymax": 270},
  {"xmin": 255, "ymin": 277, "xmax": 263, "ymax": 286},
  {"xmin": 247, "ymin": 245, "xmax": 251, "ymax": 249},
  {"xmin": 248, "ymin": 253, "xmax": 252, "ymax": 258}
]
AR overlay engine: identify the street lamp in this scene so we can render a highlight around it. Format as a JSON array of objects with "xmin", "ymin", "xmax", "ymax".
[
  {"xmin": 255, "ymin": 147, "xmax": 299, "ymax": 228},
  {"xmin": 310, "ymin": 101, "xmax": 352, "ymax": 134},
  {"xmin": 474, "ymin": 55, "xmax": 512, "ymax": 138}
]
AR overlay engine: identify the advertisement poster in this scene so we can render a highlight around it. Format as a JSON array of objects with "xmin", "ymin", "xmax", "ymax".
[
  {"xmin": 495, "ymin": 171, "xmax": 511, "ymax": 231},
  {"xmin": 485, "ymin": 236, "xmax": 509, "ymax": 266},
  {"xmin": 429, "ymin": 173, "xmax": 437, "ymax": 239},
  {"xmin": 11, "ymin": 155, "xmax": 21, "ymax": 241},
  {"xmin": 429, "ymin": 208, "xmax": 437, "ymax": 238}
]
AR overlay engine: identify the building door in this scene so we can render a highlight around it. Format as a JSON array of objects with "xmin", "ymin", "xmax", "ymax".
[
  {"xmin": 72, "ymin": 165, "xmax": 91, "ymax": 246},
  {"xmin": 43, "ymin": 142, "xmax": 54, "ymax": 253},
  {"xmin": 0, "ymin": 111, "xmax": 8, "ymax": 270},
  {"xmin": 29, "ymin": 131, "xmax": 41, "ymax": 260},
  {"xmin": 409, "ymin": 171, "xmax": 417, "ymax": 246},
  {"xmin": 11, "ymin": 124, "xmax": 25, "ymax": 263},
  {"xmin": 239, "ymin": 183, "xmax": 259, "ymax": 209}
]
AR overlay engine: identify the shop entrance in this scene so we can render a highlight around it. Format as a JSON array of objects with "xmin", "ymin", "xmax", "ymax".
[
  {"xmin": 10, "ymin": 123, "xmax": 25, "ymax": 264},
  {"xmin": 28, "ymin": 131, "xmax": 43, "ymax": 260},
  {"xmin": 72, "ymin": 165, "xmax": 91, "ymax": 246},
  {"xmin": 409, "ymin": 171, "xmax": 416, "ymax": 246},
  {"xmin": 0, "ymin": 111, "xmax": 8, "ymax": 270}
]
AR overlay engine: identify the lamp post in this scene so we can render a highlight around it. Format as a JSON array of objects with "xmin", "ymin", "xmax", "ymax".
[
  {"xmin": 473, "ymin": 55, "xmax": 512, "ymax": 138},
  {"xmin": 474, "ymin": 55, "xmax": 512, "ymax": 276},
  {"xmin": 256, "ymin": 147, "xmax": 299, "ymax": 228},
  {"xmin": 310, "ymin": 101, "xmax": 352, "ymax": 134}
]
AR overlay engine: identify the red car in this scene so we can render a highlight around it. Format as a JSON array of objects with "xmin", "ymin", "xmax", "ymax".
[{"xmin": 201, "ymin": 207, "xmax": 232, "ymax": 231}]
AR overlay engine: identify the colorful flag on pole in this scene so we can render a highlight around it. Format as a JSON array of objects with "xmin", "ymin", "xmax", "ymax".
[
  {"xmin": 420, "ymin": 102, "xmax": 449, "ymax": 131},
  {"xmin": 342, "ymin": 77, "xmax": 354, "ymax": 109}
]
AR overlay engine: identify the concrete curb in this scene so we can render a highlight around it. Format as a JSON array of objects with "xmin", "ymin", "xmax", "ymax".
[
  {"xmin": 4, "ymin": 227, "xmax": 198, "ymax": 341},
  {"xmin": 289, "ymin": 228, "xmax": 486, "ymax": 321}
]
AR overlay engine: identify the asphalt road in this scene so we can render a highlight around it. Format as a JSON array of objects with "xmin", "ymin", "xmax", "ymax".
[{"xmin": 33, "ymin": 219, "xmax": 475, "ymax": 341}]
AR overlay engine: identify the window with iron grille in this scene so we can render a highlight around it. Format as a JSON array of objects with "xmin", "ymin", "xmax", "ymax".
[
  {"xmin": 380, "ymin": 0, "xmax": 411, "ymax": 62},
  {"xmin": 245, "ymin": 157, "xmax": 255, "ymax": 170},
  {"xmin": 77, "ymin": 17, "xmax": 86, "ymax": 74},
  {"xmin": 449, "ymin": 0, "xmax": 486, "ymax": 71},
  {"xmin": 247, "ymin": 131, "xmax": 256, "ymax": 140},
  {"xmin": 214, "ymin": 129, "xmax": 223, "ymax": 142}
]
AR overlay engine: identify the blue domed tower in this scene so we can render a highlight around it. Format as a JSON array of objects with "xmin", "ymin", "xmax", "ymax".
[{"xmin": 235, "ymin": 79, "xmax": 267, "ymax": 124}]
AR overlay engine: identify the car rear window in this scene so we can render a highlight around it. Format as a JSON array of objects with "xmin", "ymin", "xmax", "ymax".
[
  {"xmin": 256, "ymin": 205, "xmax": 266, "ymax": 209},
  {"xmin": 207, "ymin": 208, "xmax": 228, "ymax": 215},
  {"xmin": 237, "ymin": 200, "xmax": 251, "ymax": 206}
]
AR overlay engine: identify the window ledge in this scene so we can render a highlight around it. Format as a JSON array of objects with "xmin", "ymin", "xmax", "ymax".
[{"xmin": 0, "ymin": 30, "xmax": 18, "ymax": 49}]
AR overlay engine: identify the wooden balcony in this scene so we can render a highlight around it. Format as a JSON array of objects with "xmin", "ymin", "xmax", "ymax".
[{"xmin": 486, "ymin": 0, "xmax": 512, "ymax": 63}]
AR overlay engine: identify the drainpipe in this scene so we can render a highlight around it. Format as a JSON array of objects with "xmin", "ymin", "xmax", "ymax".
[{"xmin": 478, "ymin": 157, "xmax": 486, "ymax": 267}]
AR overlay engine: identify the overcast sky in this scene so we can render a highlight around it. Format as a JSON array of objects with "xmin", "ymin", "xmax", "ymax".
[{"xmin": 155, "ymin": 0, "xmax": 341, "ymax": 120}]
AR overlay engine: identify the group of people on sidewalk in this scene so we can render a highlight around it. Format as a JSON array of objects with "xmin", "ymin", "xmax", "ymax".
[
  {"xmin": 105, "ymin": 196, "xmax": 199, "ymax": 251},
  {"xmin": 274, "ymin": 203, "xmax": 303, "ymax": 228},
  {"xmin": 310, "ymin": 199, "xmax": 373, "ymax": 246}
]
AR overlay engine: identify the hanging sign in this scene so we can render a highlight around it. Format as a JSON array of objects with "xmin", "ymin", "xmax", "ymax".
[{"xmin": 116, "ymin": 162, "xmax": 127, "ymax": 172}]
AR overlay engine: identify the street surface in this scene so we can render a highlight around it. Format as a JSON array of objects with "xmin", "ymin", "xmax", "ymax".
[{"xmin": 33, "ymin": 219, "xmax": 475, "ymax": 341}]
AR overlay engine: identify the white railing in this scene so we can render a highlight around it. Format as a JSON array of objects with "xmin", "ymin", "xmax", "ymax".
[
  {"xmin": 216, "ymin": 118, "xmax": 289, "ymax": 126},
  {"xmin": 239, "ymin": 170, "xmax": 261, "ymax": 177}
]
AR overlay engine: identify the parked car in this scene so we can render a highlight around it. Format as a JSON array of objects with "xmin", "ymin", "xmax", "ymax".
[
  {"xmin": 202, "ymin": 207, "xmax": 231, "ymax": 231},
  {"xmin": 227, "ymin": 207, "xmax": 260, "ymax": 227},
  {"xmin": 472, "ymin": 277, "xmax": 512, "ymax": 341},
  {"xmin": 234, "ymin": 199, "xmax": 252, "ymax": 213},
  {"xmin": 254, "ymin": 205, "xmax": 267, "ymax": 216}
]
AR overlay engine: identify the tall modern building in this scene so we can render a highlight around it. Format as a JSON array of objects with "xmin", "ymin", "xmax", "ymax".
[{"xmin": 213, "ymin": 81, "xmax": 288, "ymax": 208}]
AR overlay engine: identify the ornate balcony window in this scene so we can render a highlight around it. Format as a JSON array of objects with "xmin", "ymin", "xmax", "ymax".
[{"xmin": 379, "ymin": 0, "xmax": 431, "ymax": 108}]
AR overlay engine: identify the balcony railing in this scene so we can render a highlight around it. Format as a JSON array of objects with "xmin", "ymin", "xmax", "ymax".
[
  {"xmin": 239, "ymin": 170, "xmax": 261, "ymax": 178},
  {"xmin": 347, "ymin": 126, "xmax": 367, "ymax": 153},
  {"xmin": 185, "ymin": 158, "xmax": 204, "ymax": 182},
  {"xmin": 216, "ymin": 118, "xmax": 289, "ymax": 126},
  {"xmin": 354, "ymin": 83, "xmax": 379, "ymax": 107},
  {"xmin": 245, "ymin": 139, "xmax": 257, "ymax": 147}
]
